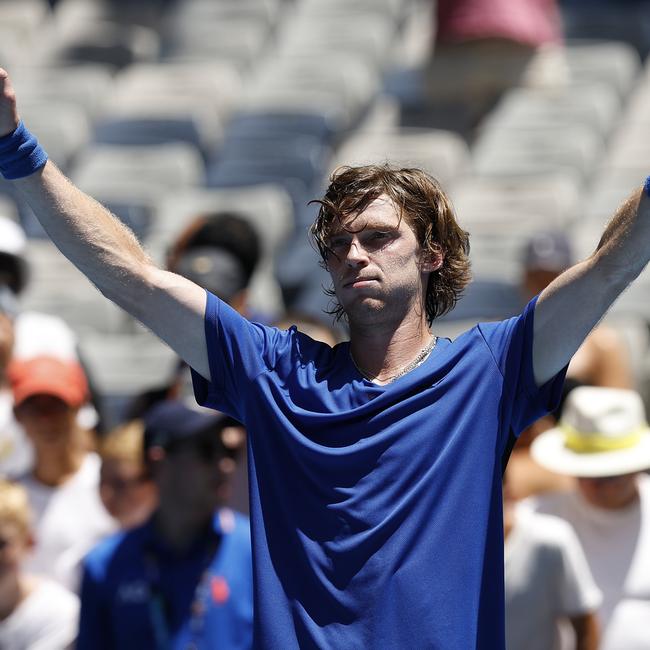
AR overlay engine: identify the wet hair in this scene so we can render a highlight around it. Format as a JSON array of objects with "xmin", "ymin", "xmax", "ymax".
[{"xmin": 310, "ymin": 164, "xmax": 471, "ymax": 323}]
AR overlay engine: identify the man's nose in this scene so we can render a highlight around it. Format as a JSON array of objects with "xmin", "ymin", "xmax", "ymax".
[{"xmin": 345, "ymin": 240, "xmax": 368, "ymax": 266}]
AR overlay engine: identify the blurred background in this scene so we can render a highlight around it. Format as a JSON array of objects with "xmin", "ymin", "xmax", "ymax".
[{"xmin": 1, "ymin": 0, "xmax": 650, "ymax": 427}]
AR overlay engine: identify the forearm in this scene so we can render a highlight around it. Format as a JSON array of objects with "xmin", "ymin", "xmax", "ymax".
[
  {"xmin": 592, "ymin": 185, "xmax": 650, "ymax": 290},
  {"xmin": 0, "ymin": 69, "xmax": 211, "ymax": 379},
  {"xmin": 533, "ymin": 182, "xmax": 650, "ymax": 386},
  {"xmin": 12, "ymin": 160, "xmax": 155, "ymax": 315}
]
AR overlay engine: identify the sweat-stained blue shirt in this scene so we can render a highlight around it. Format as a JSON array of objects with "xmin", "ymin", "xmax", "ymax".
[{"xmin": 192, "ymin": 293, "xmax": 566, "ymax": 649}]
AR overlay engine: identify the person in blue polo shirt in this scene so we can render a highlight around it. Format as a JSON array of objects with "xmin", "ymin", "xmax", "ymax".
[
  {"xmin": 77, "ymin": 401, "xmax": 253, "ymax": 650},
  {"xmin": 4, "ymin": 68, "xmax": 650, "ymax": 648}
]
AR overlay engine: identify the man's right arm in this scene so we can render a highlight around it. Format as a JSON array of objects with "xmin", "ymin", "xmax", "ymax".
[{"xmin": 0, "ymin": 69, "xmax": 211, "ymax": 381}]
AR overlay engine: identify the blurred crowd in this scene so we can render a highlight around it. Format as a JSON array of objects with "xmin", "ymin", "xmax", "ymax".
[{"xmin": 2, "ymin": 0, "xmax": 650, "ymax": 648}]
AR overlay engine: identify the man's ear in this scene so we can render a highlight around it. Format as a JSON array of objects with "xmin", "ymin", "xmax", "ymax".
[{"xmin": 420, "ymin": 248, "xmax": 444, "ymax": 273}]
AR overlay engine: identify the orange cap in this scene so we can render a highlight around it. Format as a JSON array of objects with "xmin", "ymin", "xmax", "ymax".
[{"xmin": 8, "ymin": 355, "xmax": 88, "ymax": 408}]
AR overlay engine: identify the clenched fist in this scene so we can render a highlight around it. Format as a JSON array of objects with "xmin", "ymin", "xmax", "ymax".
[{"xmin": 0, "ymin": 69, "xmax": 19, "ymax": 138}]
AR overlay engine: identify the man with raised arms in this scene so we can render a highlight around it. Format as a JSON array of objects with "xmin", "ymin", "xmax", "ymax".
[{"xmin": 1, "ymin": 68, "xmax": 649, "ymax": 648}]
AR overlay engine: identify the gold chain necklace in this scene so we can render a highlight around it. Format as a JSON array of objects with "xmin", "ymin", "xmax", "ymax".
[{"xmin": 351, "ymin": 335, "xmax": 438, "ymax": 384}]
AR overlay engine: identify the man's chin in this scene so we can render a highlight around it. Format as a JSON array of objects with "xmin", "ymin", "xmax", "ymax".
[{"xmin": 341, "ymin": 297, "xmax": 385, "ymax": 322}]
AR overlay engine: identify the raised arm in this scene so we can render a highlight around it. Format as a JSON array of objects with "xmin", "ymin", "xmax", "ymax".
[
  {"xmin": 0, "ymin": 68, "xmax": 211, "ymax": 380},
  {"xmin": 533, "ymin": 185, "xmax": 650, "ymax": 386}
]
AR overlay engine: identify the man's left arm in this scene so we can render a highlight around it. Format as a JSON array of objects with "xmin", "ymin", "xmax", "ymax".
[{"xmin": 533, "ymin": 185, "xmax": 650, "ymax": 386}]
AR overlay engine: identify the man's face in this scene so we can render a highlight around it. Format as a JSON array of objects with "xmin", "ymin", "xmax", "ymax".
[
  {"xmin": 522, "ymin": 268, "xmax": 561, "ymax": 301},
  {"xmin": 155, "ymin": 435, "xmax": 229, "ymax": 520},
  {"xmin": 99, "ymin": 458, "xmax": 157, "ymax": 529},
  {"xmin": 577, "ymin": 472, "xmax": 640, "ymax": 510},
  {"xmin": 325, "ymin": 196, "xmax": 437, "ymax": 327},
  {"xmin": 14, "ymin": 394, "xmax": 77, "ymax": 444}
]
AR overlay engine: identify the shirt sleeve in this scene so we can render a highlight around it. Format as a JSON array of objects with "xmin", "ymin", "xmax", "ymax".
[
  {"xmin": 477, "ymin": 295, "xmax": 567, "ymax": 437},
  {"xmin": 553, "ymin": 519, "xmax": 603, "ymax": 617},
  {"xmin": 191, "ymin": 290, "xmax": 291, "ymax": 421}
]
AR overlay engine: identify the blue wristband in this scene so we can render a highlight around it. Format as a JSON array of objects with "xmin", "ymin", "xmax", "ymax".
[
  {"xmin": 0, "ymin": 121, "xmax": 48, "ymax": 180},
  {"xmin": 644, "ymin": 175, "xmax": 650, "ymax": 198}
]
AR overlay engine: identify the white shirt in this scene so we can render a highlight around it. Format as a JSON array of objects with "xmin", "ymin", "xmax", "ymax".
[
  {"xmin": 0, "ymin": 578, "xmax": 79, "ymax": 650},
  {"xmin": 19, "ymin": 453, "xmax": 116, "ymax": 592},
  {"xmin": 529, "ymin": 474, "xmax": 650, "ymax": 650},
  {"xmin": 505, "ymin": 507, "xmax": 601, "ymax": 650}
]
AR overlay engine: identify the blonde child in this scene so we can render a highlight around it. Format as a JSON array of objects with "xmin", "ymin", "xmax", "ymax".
[{"xmin": 0, "ymin": 479, "xmax": 79, "ymax": 648}]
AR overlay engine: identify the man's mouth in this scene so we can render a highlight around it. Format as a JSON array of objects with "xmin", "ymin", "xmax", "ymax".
[{"xmin": 344, "ymin": 277, "xmax": 377, "ymax": 288}]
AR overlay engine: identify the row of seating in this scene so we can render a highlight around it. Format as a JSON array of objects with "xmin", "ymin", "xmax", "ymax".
[{"xmin": 5, "ymin": 0, "xmax": 650, "ymax": 414}]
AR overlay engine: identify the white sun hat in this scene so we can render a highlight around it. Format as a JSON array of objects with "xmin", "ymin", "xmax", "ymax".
[{"xmin": 530, "ymin": 386, "xmax": 650, "ymax": 478}]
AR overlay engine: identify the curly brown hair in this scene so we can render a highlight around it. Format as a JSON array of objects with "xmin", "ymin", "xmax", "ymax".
[{"xmin": 310, "ymin": 164, "xmax": 471, "ymax": 324}]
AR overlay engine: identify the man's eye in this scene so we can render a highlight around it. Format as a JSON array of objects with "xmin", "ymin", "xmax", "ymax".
[
  {"xmin": 329, "ymin": 238, "xmax": 348, "ymax": 249},
  {"xmin": 368, "ymin": 231, "xmax": 391, "ymax": 243}
]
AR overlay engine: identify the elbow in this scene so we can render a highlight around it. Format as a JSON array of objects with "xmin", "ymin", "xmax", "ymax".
[{"xmin": 95, "ymin": 260, "xmax": 156, "ymax": 319}]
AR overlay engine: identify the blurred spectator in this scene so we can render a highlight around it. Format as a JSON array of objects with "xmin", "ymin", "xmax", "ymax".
[
  {"xmin": 521, "ymin": 231, "xmax": 633, "ymax": 389},
  {"xmin": 9, "ymin": 356, "xmax": 114, "ymax": 591},
  {"xmin": 0, "ymin": 479, "xmax": 79, "ymax": 649},
  {"xmin": 99, "ymin": 419, "xmax": 157, "ymax": 530},
  {"xmin": 424, "ymin": 0, "xmax": 566, "ymax": 133},
  {"xmin": 0, "ymin": 299, "xmax": 32, "ymax": 479},
  {"xmin": 504, "ymin": 470, "xmax": 601, "ymax": 649},
  {"xmin": 167, "ymin": 212, "xmax": 262, "ymax": 319},
  {"xmin": 0, "ymin": 216, "xmax": 78, "ymax": 362},
  {"xmin": 78, "ymin": 401, "xmax": 253, "ymax": 650},
  {"xmin": 508, "ymin": 231, "xmax": 635, "ymax": 500},
  {"xmin": 528, "ymin": 386, "xmax": 650, "ymax": 649},
  {"xmin": 0, "ymin": 215, "xmax": 101, "ymax": 432},
  {"xmin": 127, "ymin": 211, "xmax": 264, "ymax": 419}
]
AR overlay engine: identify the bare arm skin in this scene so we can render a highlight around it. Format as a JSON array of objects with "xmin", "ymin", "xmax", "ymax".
[
  {"xmin": 570, "ymin": 611, "xmax": 600, "ymax": 650},
  {"xmin": 0, "ymin": 69, "xmax": 211, "ymax": 381},
  {"xmin": 533, "ymin": 188, "xmax": 650, "ymax": 386}
]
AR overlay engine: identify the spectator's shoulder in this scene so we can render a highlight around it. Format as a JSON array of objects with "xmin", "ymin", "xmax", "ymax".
[
  {"xmin": 522, "ymin": 489, "xmax": 574, "ymax": 519},
  {"xmin": 515, "ymin": 504, "xmax": 580, "ymax": 555},
  {"xmin": 83, "ymin": 524, "xmax": 151, "ymax": 580},
  {"xmin": 232, "ymin": 511, "xmax": 250, "ymax": 539}
]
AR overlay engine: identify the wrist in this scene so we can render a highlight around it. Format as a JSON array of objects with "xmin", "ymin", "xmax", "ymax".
[{"xmin": 0, "ymin": 121, "xmax": 48, "ymax": 180}]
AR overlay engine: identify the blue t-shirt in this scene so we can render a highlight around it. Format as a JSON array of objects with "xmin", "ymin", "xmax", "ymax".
[
  {"xmin": 192, "ymin": 293, "xmax": 565, "ymax": 649},
  {"xmin": 77, "ymin": 509, "xmax": 253, "ymax": 650}
]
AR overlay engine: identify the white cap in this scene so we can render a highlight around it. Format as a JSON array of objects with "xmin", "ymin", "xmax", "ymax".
[{"xmin": 0, "ymin": 216, "xmax": 26, "ymax": 257}]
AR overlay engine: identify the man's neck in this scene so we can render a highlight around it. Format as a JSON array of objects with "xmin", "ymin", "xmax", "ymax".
[
  {"xmin": 349, "ymin": 315, "xmax": 433, "ymax": 384},
  {"xmin": 32, "ymin": 442, "xmax": 86, "ymax": 488},
  {"xmin": 0, "ymin": 573, "xmax": 31, "ymax": 621}
]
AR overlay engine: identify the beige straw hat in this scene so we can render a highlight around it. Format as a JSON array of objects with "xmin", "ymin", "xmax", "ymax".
[{"xmin": 530, "ymin": 386, "xmax": 650, "ymax": 477}]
